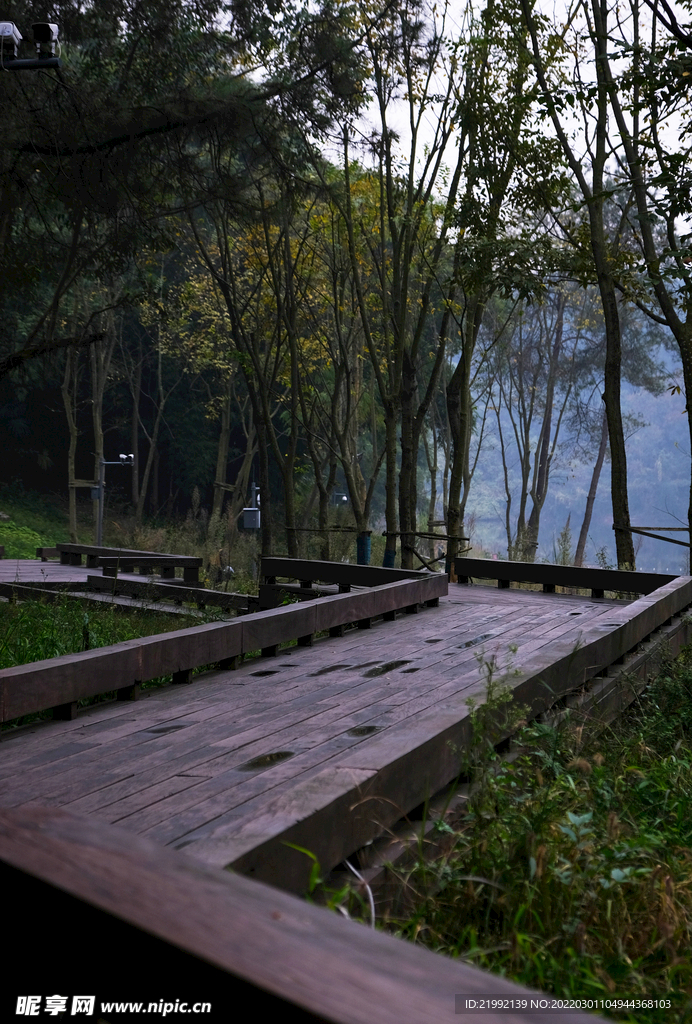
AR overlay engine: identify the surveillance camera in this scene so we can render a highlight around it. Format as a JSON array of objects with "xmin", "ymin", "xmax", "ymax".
[
  {"xmin": 0, "ymin": 22, "xmax": 22, "ymax": 57},
  {"xmin": 32, "ymin": 23, "xmax": 58, "ymax": 55}
]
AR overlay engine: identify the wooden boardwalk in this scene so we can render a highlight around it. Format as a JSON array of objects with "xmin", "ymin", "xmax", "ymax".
[
  {"xmin": 0, "ymin": 557, "xmax": 200, "ymax": 587},
  {"xmin": 4, "ymin": 578, "xmax": 688, "ymax": 893},
  {"xmin": 3, "ymin": 561, "xmax": 691, "ymax": 1023}
]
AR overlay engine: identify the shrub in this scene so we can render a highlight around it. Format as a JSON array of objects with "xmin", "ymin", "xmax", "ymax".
[{"xmin": 0, "ymin": 521, "xmax": 43, "ymax": 558}]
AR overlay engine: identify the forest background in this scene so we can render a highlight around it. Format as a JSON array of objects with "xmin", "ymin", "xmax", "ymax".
[{"xmin": 2, "ymin": 0, "xmax": 692, "ymax": 575}]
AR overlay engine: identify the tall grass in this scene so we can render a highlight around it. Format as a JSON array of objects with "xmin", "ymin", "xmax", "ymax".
[
  {"xmin": 0, "ymin": 594, "xmax": 227, "ymax": 730},
  {"xmin": 0, "ymin": 482, "xmax": 71, "ymax": 555},
  {"xmin": 308, "ymin": 649, "xmax": 692, "ymax": 1022},
  {"xmin": 0, "ymin": 596, "xmax": 213, "ymax": 670},
  {"xmin": 374, "ymin": 651, "xmax": 692, "ymax": 1021}
]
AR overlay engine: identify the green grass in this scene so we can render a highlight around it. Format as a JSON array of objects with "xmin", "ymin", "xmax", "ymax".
[
  {"xmin": 0, "ymin": 481, "xmax": 73, "ymax": 555},
  {"xmin": 309, "ymin": 649, "xmax": 692, "ymax": 1023},
  {"xmin": 0, "ymin": 594, "xmax": 228, "ymax": 730}
]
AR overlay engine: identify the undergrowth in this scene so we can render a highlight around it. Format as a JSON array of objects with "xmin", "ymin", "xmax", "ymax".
[{"xmin": 306, "ymin": 647, "xmax": 692, "ymax": 1022}]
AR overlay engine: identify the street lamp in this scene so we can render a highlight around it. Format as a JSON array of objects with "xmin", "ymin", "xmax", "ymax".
[{"xmin": 95, "ymin": 455, "xmax": 133, "ymax": 546}]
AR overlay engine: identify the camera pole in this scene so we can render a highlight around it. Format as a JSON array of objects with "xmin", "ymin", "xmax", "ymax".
[{"xmin": 95, "ymin": 456, "xmax": 134, "ymax": 547}]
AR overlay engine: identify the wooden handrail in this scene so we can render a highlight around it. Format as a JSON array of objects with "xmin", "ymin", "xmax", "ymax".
[
  {"xmin": 0, "ymin": 805, "xmax": 610, "ymax": 1024},
  {"xmin": 0, "ymin": 573, "xmax": 447, "ymax": 723},
  {"xmin": 57, "ymin": 543, "xmax": 201, "ymax": 558},
  {"xmin": 262, "ymin": 556, "xmax": 436, "ymax": 587},
  {"xmin": 454, "ymin": 556, "xmax": 677, "ymax": 597},
  {"xmin": 87, "ymin": 574, "xmax": 254, "ymax": 608},
  {"xmin": 56, "ymin": 543, "xmax": 203, "ymax": 572}
]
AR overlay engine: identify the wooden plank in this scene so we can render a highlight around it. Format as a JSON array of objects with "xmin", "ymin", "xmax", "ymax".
[
  {"xmin": 58, "ymin": 543, "xmax": 198, "ymax": 558},
  {"xmin": 3, "ymin": 581, "xmax": 686, "ymax": 894},
  {"xmin": 87, "ymin": 576, "xmax": 246, "ymax": 607},
  {"xmin": 99, "ymin": 555, "xmax": 202, "ymax": 568},
  {"xmin": 35, "ymin": 547, "xmax": 59, "ymax": 561},
  {"xmin": 242, "ymin": 603, "xmax": 318, "ymax": 653},
  {"xmin": 0, "ymin": 619, "xmax": 245, "ymax": 721},
  {"xmin": 454, "ymin": 556, "xmax": 677, "ymax": 595},
  {"xmin": 0, "ymin": 569, "xmax": 445, "ymax": 723},
  {"xmin": 0, "ymin": 581, "xmax": 85, "ymax": 604},
  {"xmin": 0, "ymin": 806, "xmax": 608, "ymax": 1024},
  {"xmin": 210, "ymin": 585, "xmax": 691, "ymax": 884},
  {"xmin": 311, "ymin": 577, "xmax": 448, "ymax": 634},
  {"xmin": 262, "ymin": 557, "xmax": 438, "ymax": 587}
]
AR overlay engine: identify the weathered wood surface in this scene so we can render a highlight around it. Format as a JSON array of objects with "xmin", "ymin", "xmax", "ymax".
[
  {"xmin": 3, "ymin": 579, "xmax": 688, "ymax": 895},
  {"xmin": 98, "ymin": 558, "xmax": 201, "ymax": 585},
  {"xmin": 0, "ymin": 574, "xmax": 447, "ymax": 721},
  {"xmin": 0, "ymin": 560, "xmax": 250, "ymax": 608},
  {"xmin": 55, "ymin": 544, "xmax": 202, "ymax": 582},
  {"xmin": 262, "ymin": 556, "xmax": 433, "ymax": 587},
  {"xmin": 88, "ymin": 574, "xmax": 254, "ymax": 609},
  {"xmin": 35, "ymin": 546, "xmax": 59, "ymax": 560},
  {"xmin": 57, "ymin": 542, "xmax": 203, "ymax": 564},
  {"xmin": 0, "ymin": 558, "xmax": 145, "ymax": 584},
  {"xmin": 0, "ymin": 805, "xmax": 608, "ymax": 1024},
  {"xmin": 0, "ymin": 580, "xmax": 208, "ymax": 617},
  {"xmin": 454, "ymin": 556, "xmax": 676, "ymax": 595}
]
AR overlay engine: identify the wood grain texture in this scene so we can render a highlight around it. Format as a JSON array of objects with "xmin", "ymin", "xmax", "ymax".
[
  {"xmin": 2, "ymin": 579, "xmax": 689, "ymax": 906},
  {"xmin": 262, "ymin": 557, "xmax": 435, "ymax": 587},
  {"xmin": 0, "ymin": 805, "xmax": 609, "ymax": 1024},
  {"xmin": 455, "ymin": 556, "xmax": 677, "ymax": 595},
  {"xmin": 0, "ymin": 573, "xmax": 446, "ymax": 721}
]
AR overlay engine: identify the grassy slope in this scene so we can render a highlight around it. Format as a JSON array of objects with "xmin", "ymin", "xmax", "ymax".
[{"xmin": 314, "ymin": 653, "xmax": 692, "ymax": 1022}]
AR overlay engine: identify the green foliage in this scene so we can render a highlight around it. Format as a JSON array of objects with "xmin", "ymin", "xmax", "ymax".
[
  {"xmin": 593, "ymin": 544, "xmax": 615, "ymax": 572},
  {"xmin": 0, "ymin": 521, "xmax": 42, "ymax": 559},
  {"xmin": 0, "ymin": 594, "xmax": 226, "ymax": 729},
  {"xmin": 0, "ymin": 596, "xmax": 206, "ymax": 672},
  {"xmin": 551, "ymin": 514, "xmax": 573, "ymax": 567},
  {"xmin": 0, "ymin": 483, "xmax": 69, "ymax": 549},
  {"xmin": 370, "ymin": 650, "xmax": 692, "ymax": 1020}
]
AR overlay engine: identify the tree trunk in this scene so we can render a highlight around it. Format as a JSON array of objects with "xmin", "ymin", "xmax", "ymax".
[
  {"xmin": 258, "ymin": 428, "xmax": 271, "ymax": 560},
  {"xmin": 423, "ymin": 428, "xmax": 438, "ymax": 562},
  {"xmin": 135, "ymin": 346, "xmax": 165, "ymax": 528},
  {"xmin": 525, "ymin": 292, "xmax": 566, "ymax": 560},
  {"xmin": 574, "ymin": 405, "xmax": 608, "ymax": 567},
  {"xmin": 130, "ymin": 344, "xmax": 141, "ymax": 508},
  {"xmin": 90, "ymin": 322, "xmax": 115, "ymax": 535},
  {"xmin": 383, "ymin": 404, "xmax": 399, "ymax": 567},
  {"xmin": 600, "ymin": 278, "xmax": 634, "ymax": 568},
  {"xmin": 212, "ymin": 383, "xmax": 233, "ymax": 519},
  {"xmin": 520, "ymin": 0, "xmax": 634, "ymax": 569},
  {"xmin": 61, "ymin": 347, "xmax": 79, "ymax": 543},
  {"xmin": 399, "ymin": 350, "xmax": 418, "ymax": 570},
  {"xmin": 446, "ymin": 306, "xmax": 483, "ymax": 577}
]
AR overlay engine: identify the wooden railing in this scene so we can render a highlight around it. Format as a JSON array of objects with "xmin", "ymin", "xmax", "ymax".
[
  {"xmin": 454, "ymin": 556, "xmax": 677, "ymax": 597},
  {"xmin": 0, "ymin": 562, "xmax": 447, "ymax": 723},
  {"xmin": 0, "ymin": 805, "xmax": 609, "ymax": 1024},
  {"xmin": 87, "ymin": 574, "xmax": 257, "ymax": 613},
  {"xmin": 259, "ymin": 556, "xmax": 438, "ymax": 609},
  {"xmin": 57, "ymin": 543, "xmax": 203, "ymax": 583},
  {"xmin": 35, "ymin": 546, "xmax": 59, "ymax": 560}
]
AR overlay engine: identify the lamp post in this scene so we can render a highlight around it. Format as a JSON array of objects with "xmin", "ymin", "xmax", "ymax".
[{"xmin": 95, "ymin": 455, "xmax": 133, "ymax": 546}]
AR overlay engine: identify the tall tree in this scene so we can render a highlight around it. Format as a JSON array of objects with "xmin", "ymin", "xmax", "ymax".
[{"xmin": 520, "ymin": 0, "xmax": 637, "ymax": 568}]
